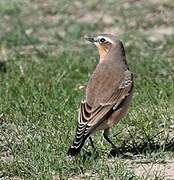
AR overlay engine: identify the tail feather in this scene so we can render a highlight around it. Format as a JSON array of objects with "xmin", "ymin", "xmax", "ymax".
[
  {"xmin": 67, "ymin": 123, "xmax": 90, "ymax": 156},
  {"xmin": 67, "ymin": 135, "xmax": 89, "ymax": 156}
]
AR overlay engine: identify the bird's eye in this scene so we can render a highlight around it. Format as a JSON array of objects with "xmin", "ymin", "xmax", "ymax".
[{"xmin": 100, "ymin": 38, "xmax": 106, "ymax": 43}]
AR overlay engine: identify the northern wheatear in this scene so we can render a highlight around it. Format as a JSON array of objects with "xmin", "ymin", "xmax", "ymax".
[{"xmin": 68, "ymin": 34, "xmax": 133, "ymax": 157}]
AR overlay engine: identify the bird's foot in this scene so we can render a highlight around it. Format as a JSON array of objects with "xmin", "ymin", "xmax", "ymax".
[{"xmin": 108, "ymin": 148, "xmax": 119, "ymax": 158}]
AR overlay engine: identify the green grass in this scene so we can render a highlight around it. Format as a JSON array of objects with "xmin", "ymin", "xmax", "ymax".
[{"xmin": 0, "ymin": 0, "xmax": 174, "ymax": 179}]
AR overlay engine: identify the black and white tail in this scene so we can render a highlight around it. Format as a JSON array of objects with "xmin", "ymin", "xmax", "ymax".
[{"xmin": 67, "ymin": 123, "xmax": 90, "ymax": 156}]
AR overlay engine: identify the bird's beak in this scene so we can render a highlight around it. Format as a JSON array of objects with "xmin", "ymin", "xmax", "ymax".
[{"xmin": 84, "ymin": 36, "xmax": 96, "ymax": 43}]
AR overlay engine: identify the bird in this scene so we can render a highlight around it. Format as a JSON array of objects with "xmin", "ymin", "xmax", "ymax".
[{"xmin": 67, "ymin": 34, "xmax": 133, "ymax": 157}]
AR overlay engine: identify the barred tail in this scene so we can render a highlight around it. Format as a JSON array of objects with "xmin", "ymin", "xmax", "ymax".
[{"xmin": 67, "ymin": 123, "xmax": 90, "ymax": 156}]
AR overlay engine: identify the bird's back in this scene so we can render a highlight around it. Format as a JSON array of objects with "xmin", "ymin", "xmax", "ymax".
[{"xmin": 86, "ymin": 61, "xmax": 125, "ymax": 107}]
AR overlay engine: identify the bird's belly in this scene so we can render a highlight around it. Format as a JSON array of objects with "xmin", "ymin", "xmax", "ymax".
[
  {"xmin": 96, "ymin": 108, "xmax": 125, "ymax": 130},
  {"xmin": 96, "ymin": 92, "xmax": 133, "ymax": 131}
]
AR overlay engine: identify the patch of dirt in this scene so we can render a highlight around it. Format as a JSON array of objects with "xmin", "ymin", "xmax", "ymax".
[
  {"xmin": 146, "ymin": 26, "xmax": 173, "ymax": 42},
  {"xmin": 131, "ymin": 158, "xmax": 174, "ymax": 179},
  {"xmin": 147, "ymin": 0, "xmax": 172, "ymax": 5}
]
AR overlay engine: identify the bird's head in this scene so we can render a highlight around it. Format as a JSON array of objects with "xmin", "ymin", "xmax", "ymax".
[{"xmin": 85, "ymin": 34, "xmax": 122, "ymax": 62}]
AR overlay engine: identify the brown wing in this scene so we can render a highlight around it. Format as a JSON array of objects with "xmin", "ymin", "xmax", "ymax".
[
  {"xmin": 86, "ymin": 63, "xmax": 125, "ymax": 107},
  {"xmin": 70, "ymin": 70, "xmax": 133, "ymax": 150}
]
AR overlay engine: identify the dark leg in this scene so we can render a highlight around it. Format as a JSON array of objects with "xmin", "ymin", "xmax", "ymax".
[
  {"xmin": 103, "ymin": 129, "xmax": 117, "ymax": 149},
  {"xmin": 89, "ymin": 137, "xmax": 95, "ymax": 150},
  {"xmin": 103, "ymin": 129, "xmax": 120, "ymax": 157},
  {"xmin": 103, "ymin": 129, "xmax": 119, "ymax": 157}
]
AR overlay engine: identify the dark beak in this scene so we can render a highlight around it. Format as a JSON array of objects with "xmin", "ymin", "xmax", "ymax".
[{"xmin": 84, "ymin": 36, "xmax": 96, "ymax": 43}]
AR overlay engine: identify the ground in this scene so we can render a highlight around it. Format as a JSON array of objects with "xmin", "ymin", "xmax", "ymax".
[{"xmin": 0, "ymin": 0, "xmax": 174, "ymax": 179}]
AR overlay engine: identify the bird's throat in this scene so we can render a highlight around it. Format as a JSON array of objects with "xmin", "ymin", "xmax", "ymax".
[{"xmin": 97, "ymin": 45, "xmax": 110, "ymax": 62}]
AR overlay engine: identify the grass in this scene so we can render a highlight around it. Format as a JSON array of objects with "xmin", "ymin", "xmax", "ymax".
[{"xmin": 0, "ymin": 0, "xmax": 174, "ymax": 179}]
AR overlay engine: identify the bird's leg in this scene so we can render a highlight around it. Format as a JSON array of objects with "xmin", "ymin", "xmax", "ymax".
[
  {"xmin": 103, "ymin": 129, "xmax": 117, "ymax": 149},
  {"xmin": 89, "ymin": 137, "xmax": 96, "ymax": 150},
  {"xmin": 103, "ymin": 129, "xmax": 120, "ymax": 157}
]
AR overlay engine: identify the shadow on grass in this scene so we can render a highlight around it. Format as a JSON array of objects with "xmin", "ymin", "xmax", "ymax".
[
  {"xmin": 0, "ymin": 61, "xmax": 6, "ymax": 73},
  {"xmin": 109, "ymin": 137, "xmax": 174, "ymax": 158},
  {"xmin": 81, "ymin": 134, "xmax": 174, "ymax": 160}
]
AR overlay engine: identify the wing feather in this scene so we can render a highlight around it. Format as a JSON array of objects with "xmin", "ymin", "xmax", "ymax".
[{"xmin": 78, "ymin": 70, "xmax": 133, "ymax": 130}]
